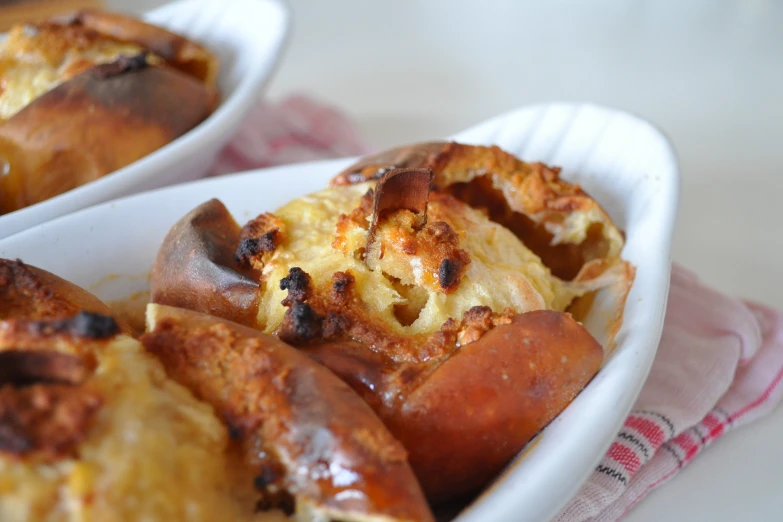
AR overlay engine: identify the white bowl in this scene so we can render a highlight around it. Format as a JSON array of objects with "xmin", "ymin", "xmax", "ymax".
[
  {"xmin": 0, "ymin": 103, "xmax": 679, "ymax": 521},
  {"xmin": 0, "ymin": 0, "xmax": 289, "ymax": 239}
]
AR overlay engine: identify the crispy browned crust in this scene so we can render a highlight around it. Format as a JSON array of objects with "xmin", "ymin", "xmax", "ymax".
[
  {"xmin": 332, "ymin": 142, "xmax": 624, "ymax": 281},
  {"xmin": 0, "ymin": 382, "xmax": 102, "ymax": 461},
  {"xmin": 296, "ymin": 311, "xmax": 601, "ymax": 502},
  {"xmin": 235, "ymin": 212, "xmax": 287, "ymax": 271},
  {"xmin": 0, "ymin": 346, "xmax": 101, "ymax": 462},
  {"xmin": 0, "ymin": 310, "xmax": 118, "ymax": 463},
  {"xmin": 67, "ymin": 9, "xmax": 219, "ymax": 86},
  {"xmin": 0, "ymin": 259, "xmax": 132, "ymax": 334},
  {"xmin": 358, "ymin": 169, "xmax": 471, "ymax": 293},
  {"xmin": 142, "ymin": 304, "xmax": 434, "ymax": 522},
  {"xmin": 0, "ymin": 259, "xmax": 126, "ymax": 459},
  {"xmin": 151, "ymin": 199, "xmax": 262, "ymax": 328},
  {"xmin": 0, "ymin": 59, "xmax": 216, "ymax": 214}
]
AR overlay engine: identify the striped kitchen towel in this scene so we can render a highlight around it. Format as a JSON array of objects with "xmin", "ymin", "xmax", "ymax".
[
  {"xmin": 210, "ymin": 95, "xmax": 783, "ymax": 522},
  {"xmin": 553, "ymin": 264, "xmax": 783, "ymax": 521}
]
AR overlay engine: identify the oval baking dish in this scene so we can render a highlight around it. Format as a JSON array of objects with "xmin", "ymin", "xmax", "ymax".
[{"xmin": 0, "ymin": 0, "xmax": 289, "ymax": 239}]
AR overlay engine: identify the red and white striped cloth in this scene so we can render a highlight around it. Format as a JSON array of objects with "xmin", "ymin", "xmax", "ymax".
[
  {"xmin": 554, "ymin": 266, "xmax": 783, "ymax": 521},
  {"xmin": 210, "ymin": 95, "xmax": 783, "ymax": 522}
]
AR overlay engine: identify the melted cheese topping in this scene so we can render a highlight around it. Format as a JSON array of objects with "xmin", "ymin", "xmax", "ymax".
[
  {"xmin": 0, "ymin": 336, "xmax": 286, "ymax": 522},
  {"xmin": 0, "ymin": 24, "xmax": 146, "ymax": 121},
  {"xmin": 257, "ymin": 182, "xmax": 583, "ymax": 336}
]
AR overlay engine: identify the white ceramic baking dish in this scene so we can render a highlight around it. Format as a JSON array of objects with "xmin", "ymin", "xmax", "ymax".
[
  {"xmin": 0, "ymin": 103, "xmax": 679, "ymax": 522},
  {"xmin": 0, "ymin": 0, "xmax": 289, "ymax": 238}
]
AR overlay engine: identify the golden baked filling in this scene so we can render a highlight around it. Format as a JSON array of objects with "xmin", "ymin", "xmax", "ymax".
[
  {"xmin": 332, "ymin": 141, "xmax": 626, "ymax": 281},
  {"xmin": 0, "ymin": 22, "xmax": 147, "ymax": 120},
  {"xmin": 253, "ymin": 181, "xmax": 584, "ymax": 344},
  {"xmin": 0, "ymin": 316, "xmax": 275, "ymax": 522},
  {"xmin": 234, "ymin": 159, "xmax": 629, "ymax": 362}
]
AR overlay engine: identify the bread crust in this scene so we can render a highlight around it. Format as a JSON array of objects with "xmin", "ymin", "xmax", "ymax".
[{"xmin": 144, "ymin": 304, "xmax": 434, "ymax": 522}]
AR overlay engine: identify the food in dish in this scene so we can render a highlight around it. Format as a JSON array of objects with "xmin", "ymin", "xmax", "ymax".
[
  {"xmin": 151, "ymin": 142, "xmax": 635, "ymax": 504},
  {"xmin": 0, "ymin": 259, "xmax": 433, "ymax": 522},
  {"xmin": 0, "ymin": 9, "xmax": 219, "ymax": 215}
]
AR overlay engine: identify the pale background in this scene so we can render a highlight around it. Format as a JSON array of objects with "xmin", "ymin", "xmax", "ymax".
[{"xmin": 114, "ymin": 1, "xmax": 783, "ymax": 520}]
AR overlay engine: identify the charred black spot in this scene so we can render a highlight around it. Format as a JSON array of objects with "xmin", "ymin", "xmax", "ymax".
[
  {"xmin": 332, "ymin": 271, "xmax": 355, "ymax": 294},
  {"xmin": 438, "ymin": 259, "xmax": 459, "ymax": 289},
  {"xmin": 235, "ymin": 238, "xmax": 260, "ymax": 261},
  {"xmin": 235, "ymin": 230, "xmax": 280, "ymax": 266},
  {"xmin": 253, "ymin": 458, "xmax": 294, "ymax": 514},
  {"xmin": 289, "ymin": 301, "xmax": 320, "ymax": 337},
  {"xmin": 18, "ymin": 312, "xmax": 118, "ymax": 346},
  {"xmin": 25, "ymin": 311, "xmax": 119, "ymax": 339},
  {"xmin": 94, "ymin": 52, "xmax": 149, "ymax": 79},
  {"xmin": 279, "ymin": 301, "xmax": 322, "ymax": 345},
  {"xmin": 66, "ymin": 311, "xmax": 120, "ymax": 339},
  {"xmin": 280, "ymin": 267, "xmax": 312, "ymax": 306}
]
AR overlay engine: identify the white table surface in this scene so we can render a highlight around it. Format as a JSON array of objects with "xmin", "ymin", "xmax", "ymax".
[{"xmin": 115, "ymin": 1, "xmax": 783, "ymax": 520}]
